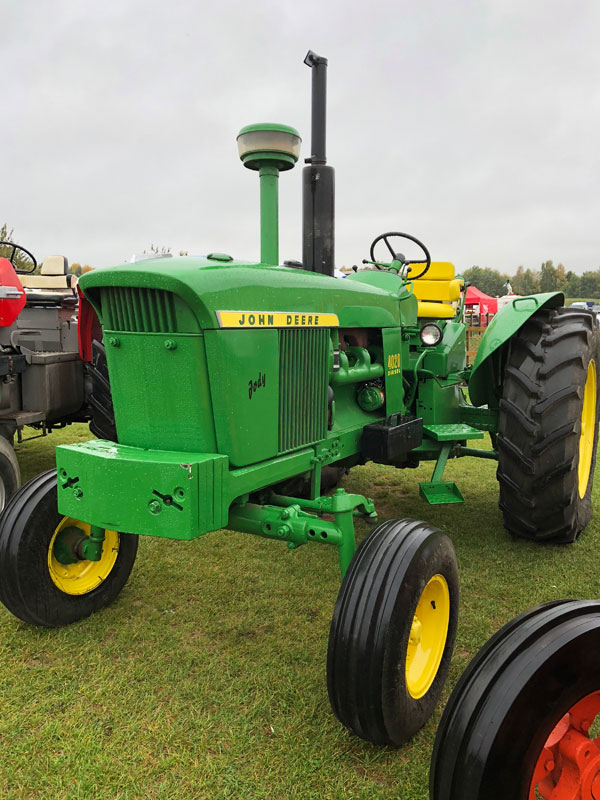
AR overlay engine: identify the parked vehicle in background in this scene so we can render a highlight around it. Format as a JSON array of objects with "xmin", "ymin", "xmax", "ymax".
[{"xmin": 0, "ymin": 242, "xmax": 89, "ymax": 507}]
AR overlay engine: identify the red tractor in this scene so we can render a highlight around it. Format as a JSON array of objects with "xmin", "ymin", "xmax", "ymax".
[{"xmin": 0, "ymin": 242, "xmax": 93, "ymax": 505}]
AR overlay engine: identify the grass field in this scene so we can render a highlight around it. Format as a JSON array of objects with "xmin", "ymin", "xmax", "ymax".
[{"xmin": 1, "ymin": 426, "xmax": 598, "ymax": 799}]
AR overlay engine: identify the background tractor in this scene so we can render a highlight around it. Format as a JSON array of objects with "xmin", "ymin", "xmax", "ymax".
[
  {"xmin": 0, "ymin": 242, "xmax": 89, "ymax": 506},
  {"xmin": 0, "ymin": 51, "xmax": 597, "ymax": 750}
]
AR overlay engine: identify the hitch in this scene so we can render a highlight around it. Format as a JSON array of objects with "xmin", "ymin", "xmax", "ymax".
[{"xmin": 229, "ymin": 488, "xmax": 376, "ymax": 577}]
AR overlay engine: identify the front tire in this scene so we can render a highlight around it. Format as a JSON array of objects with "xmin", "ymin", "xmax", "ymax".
[
  {"xmin": 430, "ymin": 600, "xmax": 600, "ymax": 800},
  {"xmin": 0, "ymin": 470, "xmax": 138, "ymax": 627},
  {"xmin": 327, "ymin": 518, "xmax": 459, "ymax": 746},
  {"xmin": 497, "ymin": 307, "xmax": 600, "ymax": 542}
]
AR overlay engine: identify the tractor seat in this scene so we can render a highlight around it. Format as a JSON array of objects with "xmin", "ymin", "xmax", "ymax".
[
  {"xmin": 407, "ymin": 261, "xmax": 463, "ymax": 319},
  {"xmin": 19, "ymin": 255, "xmax": 75, "ymax": 298}
]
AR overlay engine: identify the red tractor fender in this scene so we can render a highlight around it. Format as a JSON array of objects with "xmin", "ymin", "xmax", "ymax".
[
  {"xmin": 0, "ymin": 257, "xmax": 26, "ymax": 326},
  {"xmin": 77, "ymin": 286, "xmax": 102, "ymax": 362}
]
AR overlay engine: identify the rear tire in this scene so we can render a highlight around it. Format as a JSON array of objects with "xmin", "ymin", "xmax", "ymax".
[
  {"xmin": 430, "ymin": 600, "xmax": 600, "ymax": 800},
  {"xmin": 0, "ymin": 435, "xmax": 20, "ymax": 511},
  {"xmin": 497, "ymin": 307, "xmax": 600, "ymax": 542},
  {"xmin": 327, "ymin": 518, "xmax": 459, "ymax": 746},
  {"xmin": 0, "ymin": 470, "xmax": 138, "ymax": 627},
  {"xmin": 87, "ymin": 339, "xmax": 117, "ymax": 442}
]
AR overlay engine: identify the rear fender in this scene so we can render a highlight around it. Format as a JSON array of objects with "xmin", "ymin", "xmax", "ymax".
[{"xmin": 468, "ymin": 292, "xmax": 564, "ymax": 407}]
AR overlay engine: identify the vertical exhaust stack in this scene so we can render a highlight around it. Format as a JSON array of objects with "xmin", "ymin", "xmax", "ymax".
[{"xmin": 302, "ymin": 51, "xmax": 335, "ymax": 276}]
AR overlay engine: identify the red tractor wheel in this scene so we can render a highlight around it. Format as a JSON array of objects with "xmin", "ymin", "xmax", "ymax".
[{"xmin": 429, "ymin": 600, "xmax": 600, "ymax": 799}]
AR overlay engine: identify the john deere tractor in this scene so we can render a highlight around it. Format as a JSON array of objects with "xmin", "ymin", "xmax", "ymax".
[{"xmin": 0, "ymin": 51, "xmax": 597, "ymax": 749}]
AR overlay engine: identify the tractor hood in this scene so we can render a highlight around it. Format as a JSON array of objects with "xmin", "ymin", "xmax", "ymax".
[{"xmin": 79, "ymin": 257, "xmax": 402, "ymax": 330}]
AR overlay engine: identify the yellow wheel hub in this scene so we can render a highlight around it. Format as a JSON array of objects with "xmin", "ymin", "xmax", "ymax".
[
  {"xmin": 406, "ymin": 574, "xmax": 450, "ymax": 699},
  {"xmin": 578, "ymin": 359, "xmax": 597, "ymax": 499},
  {"xmin": 48, "ymin": 518, "xmax": 119, "ymax": 596}
]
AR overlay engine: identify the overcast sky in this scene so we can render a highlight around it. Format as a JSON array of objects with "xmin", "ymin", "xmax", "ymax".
[{"xmin": 4, "ymin": 0, "xmax": 599, "ymax": 274}]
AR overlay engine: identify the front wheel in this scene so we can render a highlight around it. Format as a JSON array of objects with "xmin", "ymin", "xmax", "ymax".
[
  {"xmin": 0, "ymin": 470, "xmax": 138, "ymax": 627},
  {"xmin": 430, "ymin": 599, "xmax": 600, "ymax": 800},
  {"xmin": 327, "ymin": 518, "xmax": 459, "ymax": 746}
]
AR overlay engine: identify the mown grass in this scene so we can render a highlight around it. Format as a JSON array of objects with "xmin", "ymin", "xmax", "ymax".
[{"xmin": 1, "ymin": 426, "xmax": 598, "ymax": 799}]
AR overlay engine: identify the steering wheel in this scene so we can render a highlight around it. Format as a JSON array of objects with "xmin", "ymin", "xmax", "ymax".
[
  {"xmin": 0, "ymin": 242, "xmax": 37, "ymax": 274},
  {"xmin": 369, "ymin": 231, "xmax": 431, "ymax": 280}
]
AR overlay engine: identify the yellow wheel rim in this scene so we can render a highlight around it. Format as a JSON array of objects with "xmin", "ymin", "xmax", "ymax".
[
  {"xmin": 48, "ymin": 518, "xmax": 119, "ymax": 596},
  {"xmin": 578, "ymin": 359, "xmax": 597, "ymax": 499},
  {"xmin": 406, "ymin": 574, "xmax": 450, "ymax": 699}
]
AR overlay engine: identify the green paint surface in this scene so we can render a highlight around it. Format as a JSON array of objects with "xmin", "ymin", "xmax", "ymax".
[
  {"xmin": 205, "ymin": 329, "xmax": 279, "ymax": 467},
  {"xmin": 57, "ymin": 440, "xmax": 227, "ymax": 539},
  {"xmin": 104, "ymin": 331, "xmax": 217, "ymax": 452},
  {"xmin": 80, "ymin": 259, "xmax": 403, "ymax": 330},
  {"xmin": 469, "ymin": 291, "xmax": 564, "ymax": 406}
]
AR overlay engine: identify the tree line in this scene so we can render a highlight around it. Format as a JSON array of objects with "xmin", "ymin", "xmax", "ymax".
[
  {"xmin": 0, "ymin": 224, "xmax": 91, "ymax": 274},
  {"xmin": 463, "ymin": 262, "xmax": 600, "ymax": 299},
  {"xmin": 1, "ymin": 222, "xmax": 597, "ymax": 297}
]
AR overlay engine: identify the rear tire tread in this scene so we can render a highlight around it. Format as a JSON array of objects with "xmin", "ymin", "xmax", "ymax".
[
  {"xmin": 87, "ymin": 340, "xmax": 117, "ymax": 442},
  {"xmin": 497, "ymin": 307, "xmax": 600, "ymax": 542}
]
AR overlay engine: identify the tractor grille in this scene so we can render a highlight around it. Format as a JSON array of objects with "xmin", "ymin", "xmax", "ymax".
[
  {"xmin": 100, "ymin": 287, "xmax": 178, "ymax": 333},
  {"xmin": 278, "ymin": 328, "xmax": 329, "ymax": 453}
]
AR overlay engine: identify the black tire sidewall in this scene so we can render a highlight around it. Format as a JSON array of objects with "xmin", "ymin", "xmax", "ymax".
[
  {"xmin": 478, "ymin": 618, "xmax": 600, "ymax": 800},
  {"xmin": 0, "ymin": 437, "xmax": 20, "ymax": 510},
  {"xmin": 327, "ymin": 519, "xmax": 459, "ymax": 747},
  {"xmin": 575, "ymin": 335, "xmax": 600, "ymax": 530},
  {"xmin": 430, "ymin": 601, "xmax": 600, "ymax": 800},
  {"xmin": 382, "ymin": 532, "xmax": 459, "ymax": 744},
  {"xmin": 482, "ymin": 628, "xmax": 600, "ymax": 800}
]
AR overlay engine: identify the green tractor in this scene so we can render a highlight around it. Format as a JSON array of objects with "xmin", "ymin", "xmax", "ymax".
[{"xmin": 0, "ymin": 51, "xmax": 597, "ymax": 750}]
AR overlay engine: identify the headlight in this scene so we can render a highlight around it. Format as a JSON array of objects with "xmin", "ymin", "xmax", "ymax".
[{"xmin": 420, "ymin": 323, "xmax": 443, "ymax": 346}]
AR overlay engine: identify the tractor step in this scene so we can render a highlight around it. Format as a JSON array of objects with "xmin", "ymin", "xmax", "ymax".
[
  {"xmin": 423, "ymin": 423, "xmax": 484, "ymax": 441},
  {"xmin": 419, "ymin": 481, "xmax": 465, "ymax": 505},
  {"xmin": 419, "ymin": 439, "xmax": 466, "ymax": 505}
]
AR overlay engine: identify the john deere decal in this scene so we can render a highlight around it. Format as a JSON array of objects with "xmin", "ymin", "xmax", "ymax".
[{"xmin": 217, "ymin": 311, "xmax": 339, "ymax": 328}]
